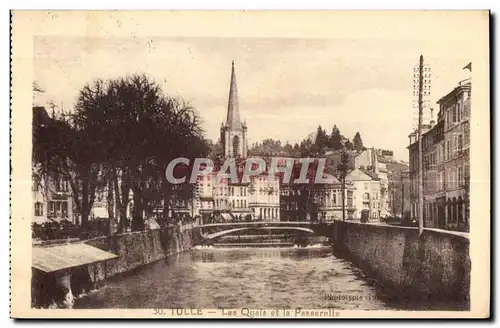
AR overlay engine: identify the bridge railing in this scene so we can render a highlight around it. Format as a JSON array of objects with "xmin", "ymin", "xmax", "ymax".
[{"xmin": 199, "ymin": 220, "xmax": 319, "ymax": 228}]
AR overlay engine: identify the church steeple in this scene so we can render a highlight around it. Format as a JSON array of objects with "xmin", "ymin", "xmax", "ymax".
[
  {"xmin": 221, "ymin": 61, "xmax": 247, "ymax": 159},
  {"xmin": 226, "ymin": 61, "xmax": 242, "ymax": 131}
]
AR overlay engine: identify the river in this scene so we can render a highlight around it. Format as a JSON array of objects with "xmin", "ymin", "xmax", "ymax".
[{"xmin": 74, "ymin": 247, "xmax": 392, "ymax": 310}]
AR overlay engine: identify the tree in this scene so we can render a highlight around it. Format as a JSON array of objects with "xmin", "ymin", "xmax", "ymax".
[
  {"xmin": 344, "ymin": 139, "xmax": 354, "ymax": 150},
  {"xmin": 33, "ymin": 74, "xmax": 209, "ymax": 233},
  {"xmin": 353, "ymin": 131, "xmax": 364, "ymax": 152},
  {"xmin": 314, "ymin": 125, "xmax": 329, "ymax": 154},
  {"xmin": 209, "ymin": 138, "xmax": 224, "ymax": 158},
  {"xmin": 33, "ymin": 106, "xmax": 105, "ymax": 230},
  {"xmin": 299, "ymin": 139, "xmax": 313, "ymax": 157},
  {"xmin": 329, "ymin": 125, "xmax": 343, "ymax": 150},
  {"xmin": 283, "ymin": 143, "xmax": 293, "ymax": 156},
  {"xmin": 293, "ymin": 161, "xmax": 320, "ymax": 221}
]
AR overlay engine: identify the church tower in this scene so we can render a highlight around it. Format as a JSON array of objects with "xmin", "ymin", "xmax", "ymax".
[{"xmin": 221, "ymin": 61, "xmax": 247, "ymax": 158}]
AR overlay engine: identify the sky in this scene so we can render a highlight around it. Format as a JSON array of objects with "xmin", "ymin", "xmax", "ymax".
[{"xmin": 33, "ymin": 33, "xmax": 474, "ymax": 162}]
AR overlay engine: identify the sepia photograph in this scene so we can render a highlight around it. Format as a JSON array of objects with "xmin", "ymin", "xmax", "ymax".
[{"xmin": 10, "ymin": 10, "xmax": 490, "ymax": 318}]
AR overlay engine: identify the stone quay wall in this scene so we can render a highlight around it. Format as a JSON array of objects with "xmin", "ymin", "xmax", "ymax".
[
  {"xmin": 83, "ymin": 223, "xmax": 201, "ymax": 284},
  {"xmin": 332, "ymin": 221, "xmax": 470, "ymax": 310}
]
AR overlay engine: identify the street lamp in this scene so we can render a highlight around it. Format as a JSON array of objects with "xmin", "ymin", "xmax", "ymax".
[{"xmin": 337, "ymin": 151, "xmax": 349, "ymax": 222}]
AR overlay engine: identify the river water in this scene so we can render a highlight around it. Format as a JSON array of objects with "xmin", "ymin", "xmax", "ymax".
[{"xmin": 74, "ymin": 247, "xmax": 392, "ymax": 310}]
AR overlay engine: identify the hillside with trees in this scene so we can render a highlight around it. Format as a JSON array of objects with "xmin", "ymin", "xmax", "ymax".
[{"xmin": 247, "ymin": 125, "xmax": 366, "ymax": 158}]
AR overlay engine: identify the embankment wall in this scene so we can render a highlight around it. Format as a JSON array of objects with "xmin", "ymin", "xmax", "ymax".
[
  {"xmin": 333, "ymin": 221, "xmax": 470, "ymax": 310},
  {"xmin": 84, "ymin": 224, "xmax": 201, "ymax": 283}
]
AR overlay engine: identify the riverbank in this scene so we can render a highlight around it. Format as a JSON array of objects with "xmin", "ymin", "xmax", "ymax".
[{"xmin": 31, "ymin": 223, "xmax": 201, "ymax": 308}]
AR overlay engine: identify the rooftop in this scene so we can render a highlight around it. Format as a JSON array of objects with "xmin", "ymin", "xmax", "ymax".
[
  {"xmin": 32, "ymin": 243, "xmax": 118, "ymax": 273},
  {"xmin": 437, "ymin": 79, "xmax": 471, "ymax": 105}
]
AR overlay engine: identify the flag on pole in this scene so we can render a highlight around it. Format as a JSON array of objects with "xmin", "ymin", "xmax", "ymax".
[{"xmin": 463, "ymin": 62, "xmax": 472, "ymax": 71}]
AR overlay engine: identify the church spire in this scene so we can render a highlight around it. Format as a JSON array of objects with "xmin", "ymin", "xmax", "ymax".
[{"xmin": 226, "ymin": 61, "xmax": 241, "ymax": 131}]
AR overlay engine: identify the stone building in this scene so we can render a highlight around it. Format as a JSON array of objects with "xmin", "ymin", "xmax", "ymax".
[
  {"xmin": 407, "ymin": 121, "xmax": 433, "ymax": 222},
  {"xmin": 346, "ymin": 168, "xmax": 382, "ymax": 221},
  {"xmin": 32, "ymin": 106, "xmax": 75, "ymax": 225},
  {"xmin": 248, "ymin": 172, "xmax": 280, "ymax": 221},
  {"xmin": 354, "ymin": 148, "xmax": 390, "ymax": 217},
  {"xmin": 438, "ymin": 78, "xmax": 471, "ymax": 232},
  {"xmin": 407, "ymin": 76, "xmax": 470, "ymax": 232},
  {"xmin": 194, "ymin": 171, "xmax": 252, "ymax": 222},
  {"xmin": 279, "ymin": 176, "xmax": 355, "ymax": 222},
  {"xmin": 32, "ymin": 171, "xmax": 74, "ymax": 224},
  {"xmin": 420, "ymin": 111, "xmax": 445, "ymax": 228},
  {"xmin": 313, "ymin": 178, "xmax": 356, "ymax": 222}
]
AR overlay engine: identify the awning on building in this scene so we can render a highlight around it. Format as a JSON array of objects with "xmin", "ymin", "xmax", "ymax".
[{"xmin": 32, "ymin": 243, "xmax": 118, "ymax": 274}]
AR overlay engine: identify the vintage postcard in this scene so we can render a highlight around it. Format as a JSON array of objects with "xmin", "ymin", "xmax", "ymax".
[{"xmin": 10, "ymin": 10, "xmax": 490, "ymax": 318}]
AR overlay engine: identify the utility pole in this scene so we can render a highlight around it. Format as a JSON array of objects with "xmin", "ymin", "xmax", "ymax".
[
  {"xmin": 341, "ymin": 176, "xmax": 346, "ymax": 222},
  {"xmin": 401, "ymin": 174, "xmax": 405, "ymax": 218},
  {"xmin": 390, "ymin": 181, "xmax": 395, "ymax": 216},
  {"xmin": 417, "ymin": 55, "xmax": 424, "ymax": 235},
  {"xmin": 337, "ymin": 151, "xmax": 349, "ymax": 222}
]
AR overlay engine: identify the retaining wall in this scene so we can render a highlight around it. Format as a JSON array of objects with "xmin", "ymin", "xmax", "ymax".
[
  {"xmin": 84, "ymin": 224, "xmax": 201, "ymax": 283},
  {"xmin": 333, "ymin": 221, "xmax": 470, "ymax": 310}
]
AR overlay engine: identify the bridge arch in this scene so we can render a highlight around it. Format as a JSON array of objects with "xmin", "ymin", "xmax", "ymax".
[{"xmin": 202, "ymin": 226, "xmax": 315, "ymax": 242}]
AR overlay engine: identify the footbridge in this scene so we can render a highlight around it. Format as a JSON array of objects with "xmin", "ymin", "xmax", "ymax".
[{"xmin": 198, "ymin": 221, "xmax": 333, "ymax": 244}]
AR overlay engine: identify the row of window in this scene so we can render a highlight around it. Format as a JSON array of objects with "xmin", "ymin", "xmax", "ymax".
[
  {"xmin": 257, "ymin": 207, "xmax": 278, "ymax": 219},
  {"xmin": 319, "ymin": 211, "xmax": 355, "ymax": 221},
  {"xmin": 34, "ymin": 201, "xmax": 69, "ymax": 218},
  {"xmin": 436, "ymin": 164, "xmax": 469, "ymax": 191},
  {"xmin": 421, "ymin": 132, "xmax": 468, "ymax": 170},
  {"xmin": 32, "ymin": 177, "xmax": 70, "ymax": 192},
  {"xmin": 362, "ymin": 192, "xmax": 379, "ymax": 200},
  {"xmin": 212, "ymin": 199, "xmax": 248, "ymax": 209},
  {"xmin": 445, "ymin": 101, "xmax": 468, "ymax": 129},
  {"xmin": 424, "ymin": 200, "xmax": 467, "ymax": 226},
  {"xmin": 413, "ymin": 66, "xmax": 432, "ymax": 73},
  {"xmin": 413, "ymin": 91, "xmax": 431, "ymax": 96},
  {"xmin": 200, "ymin": 185, "xmax": 282, "ymax": 197}
]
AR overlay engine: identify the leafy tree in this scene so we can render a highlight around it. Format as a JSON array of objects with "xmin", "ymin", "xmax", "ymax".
[
  {"xmin": 33, "ymin": 105, "xmax": 106, "ymax": 230},
  {"xmin": 33, "ymin": 74, "xmax": 209, "ymax": 232}
]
